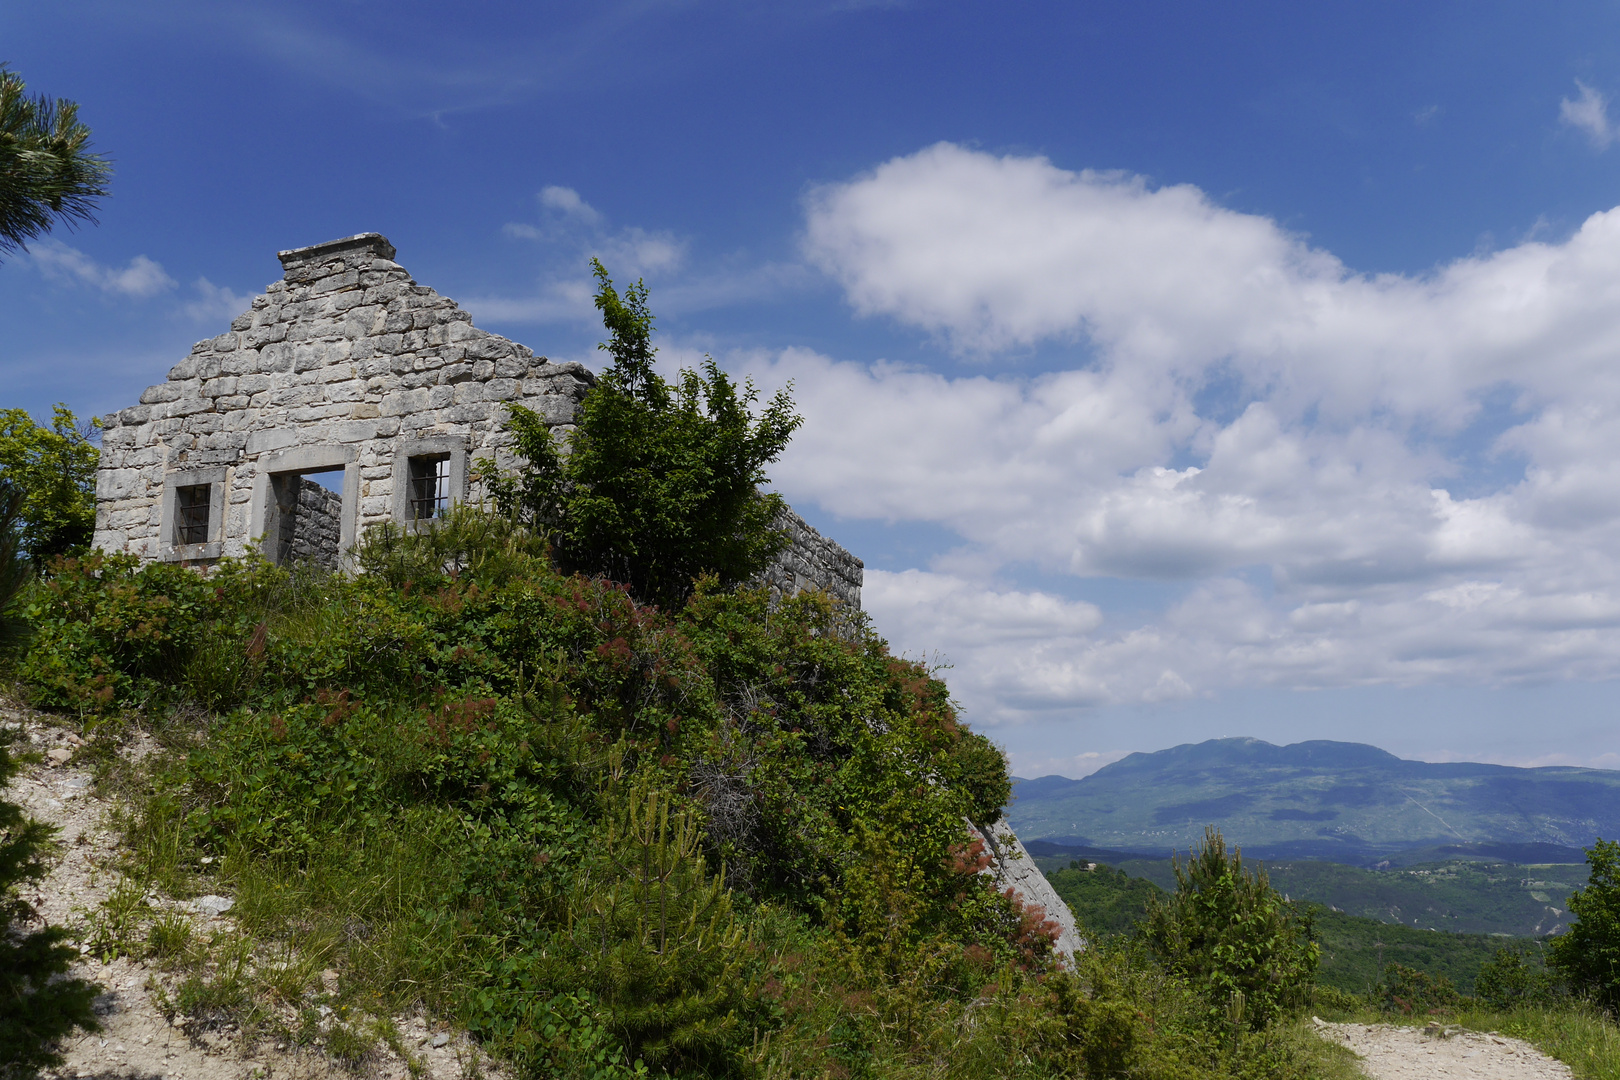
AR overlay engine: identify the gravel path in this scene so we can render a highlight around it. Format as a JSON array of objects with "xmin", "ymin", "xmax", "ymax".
[
  {"xmin": 4, "ymin": 703, "xmax": 499, "ymax": 1080},
  {"xmin": 1315, "ymin": 1018, "xmax": 1575, "ymax": 1080}
]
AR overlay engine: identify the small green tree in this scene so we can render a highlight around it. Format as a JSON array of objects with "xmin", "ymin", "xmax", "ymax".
[
  {"xmin": 1549, "ymin": 838, "xmax": 1620, "ymax": 1014},
  {"xmin": 0, "ymin": 406, "xmax": 98, "ymax": 566},
  {"xmin": 482, "ymin": 261, "xmax": 801, "ymax": 610},
  {"xmin": 1141, "ymin": 827, "xmax": 1317, "ymax": 1030},
  {"xmin": 0, "ymin": 730, "xmax": 102, "ymax": 1074},
  {"xmin": 0, "ymin": 65, "xmax": 112, "ymax": 259},
  {"xmin": 1476, "ymin": 943, "xmax": 1560, "ymax": 1010}
]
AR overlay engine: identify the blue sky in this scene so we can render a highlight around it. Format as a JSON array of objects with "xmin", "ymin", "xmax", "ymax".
[{"xmin": 9, "ymin": 2, "xmax": 1620, "ymax": 776}]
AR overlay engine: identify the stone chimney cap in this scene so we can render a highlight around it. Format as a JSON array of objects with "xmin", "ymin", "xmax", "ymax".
[{"xmin": 277, "ymin": 233, "xmax": 396, "ymax": 268}]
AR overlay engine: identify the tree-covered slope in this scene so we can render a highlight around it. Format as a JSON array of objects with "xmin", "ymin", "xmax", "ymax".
[{"xmin": 1008, "ymin": 737, "xmax": 1620, "ymax": 858}]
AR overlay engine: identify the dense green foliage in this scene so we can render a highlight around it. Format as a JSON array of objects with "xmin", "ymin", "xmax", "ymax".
[
  {"xmin": 5, "ymin": 515, "xmax": 1357, "ymax": 1078},
  {"xmin": 1079, "ymin": 851, "xmax": 1581, "ymax": 938},
  {"xmin": 1044, "ymin": 861, "xmax": 1163, "ymax": 937},
  {"xmin": 1476, "ymin": 943, "xmax": 1562, "ymax": 1010},
  {"xmin": 1142, "ymin": 828, "xmax": 1319, "ymax": 1030},
  {"xmin": 1550, "ymin": 838, "xmax": 1620, "ymax": 1015},
  {"xmin": 0, "ymin": 65, "xmax": 112, "ymax": 258},
  {"xmin": 1043, "ymin": 853, "xmax": 1513, "ymax": 997},
  {"xmin": 0, "ymin": 729, "xmax": 102, "ymax": 1076},
  {"xmin": 0, "ymin": 406, "xmax": 99, "ymax": 566},
  {"xmin": 1310, "ymin": 908, "xmax": 1509, "ymax": 996},
  {"xmin": 482, "ymin": 262, "xmax": 801, "ymax": 611}
]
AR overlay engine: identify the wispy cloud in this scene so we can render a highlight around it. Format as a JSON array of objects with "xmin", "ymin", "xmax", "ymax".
[
  {"xmin": 181, "ymin": 277, "xmax": 254, "ymax": 323},
  {"xmin": 472, "ymin": 186, "xmax": 801, "ymax": 325},
  {"xmin": 29, "ymin": 241, "xmax": 176, "ymax": 299},
  {"xmin": 1561, "ymin": 79, "xmax": 1615, "ymax": 148},
  {"xmin": 538, "ymin": 185, "xmax": 602, "ymax": 224}
]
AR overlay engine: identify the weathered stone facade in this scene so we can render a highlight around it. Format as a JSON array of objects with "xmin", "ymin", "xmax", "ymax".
[
  {"xmin": 92, "ymin": 233, "xmax": 862, "ymax": 609},
  {"xmin": 761, "ymin": 507, "xmax": 863, "ymax": 610}
]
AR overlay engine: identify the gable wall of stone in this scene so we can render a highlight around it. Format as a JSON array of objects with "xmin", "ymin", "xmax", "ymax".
[
  {"xmin": 92, "ymin": 235, "xmax": 593, "ymax": 564},
  {"xmin": 92, "ymin": 233, "xmax": 862, "ymax": 609}
]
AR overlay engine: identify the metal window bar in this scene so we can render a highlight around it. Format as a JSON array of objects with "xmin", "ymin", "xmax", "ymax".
[
  {"xmin": 176, "ymin": 485, "xmax": 211, "ymax": 545},
  {"xmin": 409, "ymin": 456, "xmax": 451, "ymax": 520}
]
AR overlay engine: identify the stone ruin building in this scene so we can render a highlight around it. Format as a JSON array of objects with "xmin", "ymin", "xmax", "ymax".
[
  {"xmin": 91, "ymin": 233, "xmax": 862, "ymax": 608},
  {"xmin": 87, "ymin": 232, "xmax": 1092, "ymax": 962}
]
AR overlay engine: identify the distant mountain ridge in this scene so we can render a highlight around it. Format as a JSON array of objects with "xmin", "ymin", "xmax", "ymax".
[{"xmin": 1006, "ymin": 737, "xmax": 1620, "ymax": 863}]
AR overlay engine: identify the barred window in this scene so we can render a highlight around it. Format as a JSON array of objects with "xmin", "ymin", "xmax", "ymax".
[
  {"xmin": 175, "ymin": 485, "xmax": 211, "ymax": 545},
  {"xmin": 408, "ymin": 455, "xmax": 451, "ymax": 520}
]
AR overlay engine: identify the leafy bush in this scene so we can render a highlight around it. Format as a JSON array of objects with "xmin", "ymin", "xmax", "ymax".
[
  {"xmin": 1476, "ymin": 943, "xmax": 1561, "ymax": 1010},
  {"xmin": 0, "ymin": 729, "xmax": 102, "ymax": 1076},
  {"xmin": 1141, "ymin": 826, "xmax": 1318, "ymax": 1030},
  {"xmin": 1373, "ymin": 963, "xmax": 1460, "ymax": 1015},
  {"xmin": 1549, "ymin": 837, "xmax": 1620, "ymax": 1015},
  {"xmin": 482, "ymin": 262, "xmax": 801, "ymax": 610}
]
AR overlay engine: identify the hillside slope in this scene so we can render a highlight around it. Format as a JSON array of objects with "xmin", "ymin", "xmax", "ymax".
[{"xmin": 1008, "ymin": 737, "xmax": 1620, "ymax": 859}]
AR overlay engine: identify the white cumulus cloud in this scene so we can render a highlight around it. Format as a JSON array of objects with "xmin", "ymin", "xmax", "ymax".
[{"xmin": 747, "ymin": 143, "xmax": 1620, "ymax": 724}]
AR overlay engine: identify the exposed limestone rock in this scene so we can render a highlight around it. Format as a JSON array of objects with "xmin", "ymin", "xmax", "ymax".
[{"xmin": 968, "ymin": 818, "xmax": 1085, "ymax": 966}]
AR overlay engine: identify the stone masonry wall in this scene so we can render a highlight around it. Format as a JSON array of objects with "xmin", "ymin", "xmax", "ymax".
[
  {"xmin": 278, "ymin": 478, "xmax": 343, "ymax": 569},
  {"xmin": 758, "ymin": 507, "xmax": 863, "ymax": 609},
  {"xmin": 93, "ymin": 234, "xmax": 593, "ymax": 565},
  {"xmin": 92, "ymin": 232, "xmax": 862, "ymax": 609}
]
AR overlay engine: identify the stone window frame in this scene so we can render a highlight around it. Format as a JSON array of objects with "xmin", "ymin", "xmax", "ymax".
[
  {"xmin": 392, "ymin": 436, "xmax": 469, "ymax": 530},
  {"xmin": 160, "ymin": 466, "xmax": 227, "ymax": 562},
  {"xmin": 248, "ymin": 444, "xmax": 361, "ymax": 566}
]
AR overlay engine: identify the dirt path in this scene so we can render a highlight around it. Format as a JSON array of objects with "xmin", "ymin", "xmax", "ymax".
[
  {"xmin": 1315, "ymin": 1018, "xmax": 1575, "ymax": 1080},
  {"xmin": 4, "ymin": 703, "xmax": 496, "ymax": 1080}
]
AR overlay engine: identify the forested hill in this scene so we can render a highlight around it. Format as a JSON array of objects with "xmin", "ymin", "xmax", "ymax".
[{"xmin": 1007, "ymin": 737, "xmax": 1620, "ymax": 860}]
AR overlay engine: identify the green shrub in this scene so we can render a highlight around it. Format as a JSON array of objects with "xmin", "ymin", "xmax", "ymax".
[
  {"xmin": 1141, "ymin": 826, "xmax": 1318, "ymax": 1030},
  {"xmin": 481, "ymin": 261, "xmax": 801, "ymax": 610},
  {"xmin": 1373, "ymin": 963, "xmax": 1460, "ymax": 1015},
  {"xmin": 1476, "ymin": 942, "xmax": 1561, "ymax": 1010},
  {"xmin": 1549, "ymin": 837, "xmax": 1620, "ymax": 1015}
]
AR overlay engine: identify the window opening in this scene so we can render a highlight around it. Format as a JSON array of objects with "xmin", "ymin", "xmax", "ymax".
[
  {"xmin": 175, "ymin": 485, "xmax": 211, "ymax": 546},
  {"xmin": 270, "ymin": 467, "xmax": 346, "ymax": 568},
  {"xmin": 408, "ymin": 455, "xmax": 452, "ymax": 520}
]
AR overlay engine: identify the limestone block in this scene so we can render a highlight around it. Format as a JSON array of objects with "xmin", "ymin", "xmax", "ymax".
[
  {"xmin": 448, "ymin": 404, "xmax": 490, "ymax": 424},
  {"xmin": 246, "ymin": 322, "xmax": 287, "ymax": 348},
  {"xmin": 171, "ymin": 396, "xmax": 215, "ymax": 418},
  {"xmin": 484, "ymin": 379, "xmax": 519, "ymax": 401},
  {"xmin": 201, "ymin": 377, "xmax": 239, "ymax": 399},
  {"xmin": 351, "ymin": 402, "xmax": 380, "ymax": 419},
  {"xmin": 213, "ymin": 332, "xmax": 238, "ymax": 352},
  {"xmin": 117, "ymin": 405, "xmax": 152, "ymax": 426},
  {"xmin": 168, "ymin": 356, "xmax": 198, "ymax": 380},
  {"xmin": 271, "ymin": 385, "xmax": 322, "ymax": 408},
  {"xmin": 336, "ymin": 420, "xmax": 378, "ymax": 443},
  {"xmin": 139, "ymin": 383, "xmax": 183, "ymax": 405},
  {"xmin": 259, "ymin": 342, "xmax": 294, "ymax": 372},
  {"xmin": 380, "ymin": 389, "xmax": 431, "ymax": 416}
]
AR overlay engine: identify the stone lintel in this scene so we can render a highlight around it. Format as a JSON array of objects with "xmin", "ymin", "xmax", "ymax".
[{"xmin": 278, "ymin": 233, "xmax": 397, "ymax": 271}]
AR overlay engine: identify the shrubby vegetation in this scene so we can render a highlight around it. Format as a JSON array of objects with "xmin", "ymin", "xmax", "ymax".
[
  {"xmin": 4, "ymin": 518, "xmax": 1350, "ymax": 1078},
  {"xmin": 0, "ymin": 269, "xmax": 1444, "ymax": 1075}
]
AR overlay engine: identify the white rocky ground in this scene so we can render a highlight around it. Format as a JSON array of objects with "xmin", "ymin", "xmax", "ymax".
[
  {"xmin": 4, "ymin": 701, "xmax": 500, "ymax": 1080},
  {"xmin": 1315, "ymin": 1018, "xmax": 1575, "ymax": 1080}
]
